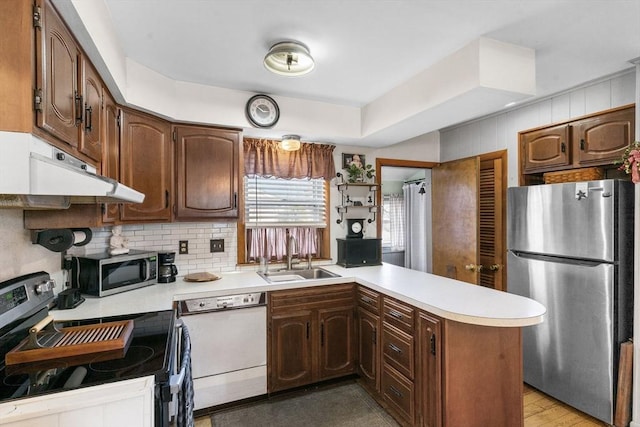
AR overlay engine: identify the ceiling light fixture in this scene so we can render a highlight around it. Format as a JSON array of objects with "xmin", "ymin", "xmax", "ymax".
[
  {"xmin": 264, "ymin": 41, "xmax": 315, "ymax": 76},
  {"xmin": 280, "ymin": 135, "xmax": 301, "ymax": 151}
]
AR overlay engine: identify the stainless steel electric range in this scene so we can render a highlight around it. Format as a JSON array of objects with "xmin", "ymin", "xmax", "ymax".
[{"xmin": 0, "ymin": 271, "xmax": 191, "ymax": 427}]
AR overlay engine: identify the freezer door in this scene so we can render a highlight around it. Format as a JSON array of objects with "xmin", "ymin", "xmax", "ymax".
[
  {"xmin": 507, "ymin": 180, "xmax": 626, "ymax": 262},
  {"xmin": 507, "ymin": 251, "xmax": 616, "ymax": 423}
]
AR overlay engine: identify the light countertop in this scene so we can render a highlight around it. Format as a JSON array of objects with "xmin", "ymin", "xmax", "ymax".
[{"xmin": 50, "ymin": 263, "xmax": 545, "ymax": 328}]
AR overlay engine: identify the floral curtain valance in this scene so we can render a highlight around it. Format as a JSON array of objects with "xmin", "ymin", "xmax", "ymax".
[{"xmin": 244, "ymin": 138, "xmax": 336, "ymax": 180}]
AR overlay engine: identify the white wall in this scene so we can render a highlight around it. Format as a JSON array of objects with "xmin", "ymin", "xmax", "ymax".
[
  {"xmin": 0, "ymin": 210, "xmax": 63, "ymax": 285},
  {"xmin": 440, "ymin": 70, "xmax": 636, "ymax": 186}
]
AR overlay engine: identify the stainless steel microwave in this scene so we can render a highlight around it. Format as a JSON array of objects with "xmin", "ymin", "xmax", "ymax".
[{"xmin": 71, "ymin": 250, "xmax": 158, "ymax": 297}]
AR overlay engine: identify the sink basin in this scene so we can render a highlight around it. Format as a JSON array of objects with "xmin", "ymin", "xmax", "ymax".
[{"xmin": 258, "ymin": 267, "xmax": 340, "ymax": 283}]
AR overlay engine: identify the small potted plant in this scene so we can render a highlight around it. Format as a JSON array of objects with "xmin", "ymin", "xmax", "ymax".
[{"xmin": 345, "ymin": 162, "xmax": 375, "ymax": 183}]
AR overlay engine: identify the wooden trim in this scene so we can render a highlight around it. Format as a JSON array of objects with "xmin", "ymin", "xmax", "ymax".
[{"xmin": 374, "ymin": 158, "xmax": 439, "ymax": 239}]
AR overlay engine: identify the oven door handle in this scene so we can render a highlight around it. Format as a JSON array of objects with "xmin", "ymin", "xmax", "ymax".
[{"xmin": 169, "ymin": 319, "xmax": 190, "ymax": 394}]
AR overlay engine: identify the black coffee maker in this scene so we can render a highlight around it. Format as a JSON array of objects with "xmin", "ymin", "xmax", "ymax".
[{"xmin": 158, "ymin": 252, "xmax": 178, "ymax": 283}]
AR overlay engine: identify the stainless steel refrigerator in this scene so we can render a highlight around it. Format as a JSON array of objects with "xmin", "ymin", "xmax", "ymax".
[{"xmin": 507, "ymin": 179, "xmax": 634, "ymax": 423}]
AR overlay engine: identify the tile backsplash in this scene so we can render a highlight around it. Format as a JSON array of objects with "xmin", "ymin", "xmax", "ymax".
[{"xmin": 67, "ymin": 222, "xmax": 238, "ymax": 276}]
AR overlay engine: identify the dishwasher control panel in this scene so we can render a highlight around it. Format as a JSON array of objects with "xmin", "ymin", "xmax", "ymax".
[{"xmin": 181, "ymin": 292, "xmax": 265, "ymax": 314}]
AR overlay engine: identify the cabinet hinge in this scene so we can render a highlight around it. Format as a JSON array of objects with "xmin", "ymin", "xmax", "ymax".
[
  {"xmin": 430, "ymin": 333, "xmax": 436, "ymax": 355},
  {"xmin": 33, "ymin": 5, "xmax": 42, "ymax": 29},
  {"xmin": 172, "ymin": 130, "xmax": 177, "ymax": 142},
  {"xmin": 117, "ymin": 110, "xmax": 121, "ymax": 128},
  {"xmin": 33, "ymin": 88, "xmax": 43, "ymax": 112}
]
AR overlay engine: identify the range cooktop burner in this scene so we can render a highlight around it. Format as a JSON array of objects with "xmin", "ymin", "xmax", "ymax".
[{"xmin": 89, "ymin": 345, "xmax": 154, "ymax": 374}]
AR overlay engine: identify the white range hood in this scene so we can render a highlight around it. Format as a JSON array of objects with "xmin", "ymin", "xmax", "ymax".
[{"xmin": 0, "ymin": 131, "xmax": 145, "ymax": 209}]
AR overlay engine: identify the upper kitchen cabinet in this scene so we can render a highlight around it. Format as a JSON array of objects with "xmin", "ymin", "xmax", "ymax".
[
  {"xmin": 120, "ymin": 109, "xmax": 173, "ymax": 222},
  {"xmin": 101, "ymin": 91, "xmax": 121, "ymax": 224},
  {"xmin": 520, "ymin": 105, "xmax": 635, "ymax": 176},
  {"xmin": 174, "ymin": 125, "xmax": 240, "ymax": 220},
  {"xmin": 571, "ymin": 107, "xmax": 635, "ymax": 167},
  {"xmin": 35, "ymin": 0, "xmax": 82, "ymax": 149},
  {"xmin": 0, "ymin": 0, "xmax": 106, "ymax": 165},
  {"xmin": 521, "ymin": 124, "xmax": 570, "ymax": 173},
  {"xmin": 79, "ymin": 60, "xmax": 104, "ymax": 162}
]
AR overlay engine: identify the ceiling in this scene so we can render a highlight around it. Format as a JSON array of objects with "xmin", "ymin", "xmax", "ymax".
[{"xmin": 66, "ymin": 1, "xmax": 640, "ymax": 146}]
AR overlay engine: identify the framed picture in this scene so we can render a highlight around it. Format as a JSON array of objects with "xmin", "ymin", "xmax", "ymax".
[{"xmin": 342, "ymin": 153, "xmax": 366, "ymax": 169}]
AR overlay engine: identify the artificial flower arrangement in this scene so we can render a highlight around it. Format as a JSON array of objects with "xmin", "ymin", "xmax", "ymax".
[{"xmin": 615, "ymin": 141, "xmax": 640, "ymax": 183}]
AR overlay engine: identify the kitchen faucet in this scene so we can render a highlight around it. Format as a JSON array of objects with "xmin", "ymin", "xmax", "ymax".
[{"xmin": 286, "ymin": 234, "xmax": 298, "ymax": 270}]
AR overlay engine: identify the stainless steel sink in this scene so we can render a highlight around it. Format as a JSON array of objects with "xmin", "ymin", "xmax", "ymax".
[{"xmin": 257, "ymin": 267, "xmax": 340, "ymax": 283}]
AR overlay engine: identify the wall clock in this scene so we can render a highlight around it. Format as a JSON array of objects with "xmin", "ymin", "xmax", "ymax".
[
  {"xmin": 246, "ymin": 94, "xmax": 280, "ymax": 128},
  {"xmin": 346, "ymin": 218, "xmax": 364, "ymax": 239}
]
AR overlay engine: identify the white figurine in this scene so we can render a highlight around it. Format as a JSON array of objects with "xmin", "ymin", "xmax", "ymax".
[{"xmin": 109, "ymin": 225, "xmax": 130, "ymax": 255}]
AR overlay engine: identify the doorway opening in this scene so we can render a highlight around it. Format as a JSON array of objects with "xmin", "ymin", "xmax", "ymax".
[{"xmin": 376, "ymin": 159, "xmax": 437, "ymax": 273}]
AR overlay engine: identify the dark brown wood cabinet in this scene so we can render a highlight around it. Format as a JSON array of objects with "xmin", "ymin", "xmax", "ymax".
[
  {"xmin": 318, "ymin": 306, "xmax": 356, "ymax": 379},
  {"xmin": 521, "ymin": 105, "xmax": 635, "ymax": 175},
  {"xmin": 572, "ymin": 107, "xmax": 635, "ymax": 167},
  {"xmin": 521, "ymin": 124, "xmax": 570, "ymax": 173},
  {"xmin": 101, "ymin": 91, "xmax": 121, "ymax": 223},
  {"xmin": 381, "ymin": 296, "xmax": 416, "ymax": 426},
  {"xmin": 418, "ymin": 312, "xmax": 441, "ymax": 427},
  {"xmin": 269, "ymin": 311, "xmax": 314, "ymax": 391},
  {"xmin": 120, "ymin": 108, "xmax": 173, "ymax": 222},
  {"xmin": 35, "ymin": 0, "xmax": 81, "ymax": 149},
  {"xmin": 174, "ymin": 125, "xmax": 240, "ymax": 219},
  {"xmin": 79, "ymin": 60, "xmax": 103, "ymax": 162},
  {"xmin": 357, "ymin": 287, "xmax": 381, "ymax": 392},
  {"xmin": 268, "ymin": 284, "xmax": 355, "ymax": 393}
]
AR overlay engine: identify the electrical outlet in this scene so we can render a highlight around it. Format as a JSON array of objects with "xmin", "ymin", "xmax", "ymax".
[
  {"xmin": 210, "ymin": 239, "xmax": 224, "ymax": 253},
  {"xmin": 179, "ymin": 240, "xmax": 189, "ymax": 254}
]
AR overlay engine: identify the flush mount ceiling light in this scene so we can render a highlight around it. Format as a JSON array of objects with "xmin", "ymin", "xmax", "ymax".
[
  {"xmin": 280, "ymin": 135, "xmax": 301, "ymax": 151},
  {"xmin": 264, "ymin": 41, "xmax": 315, "ymax": 76}
]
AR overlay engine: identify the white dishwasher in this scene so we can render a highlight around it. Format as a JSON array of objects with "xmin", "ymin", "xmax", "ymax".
[{"xmin": 179, "ymin": 292, "xmax": 267, "ymax": 410}]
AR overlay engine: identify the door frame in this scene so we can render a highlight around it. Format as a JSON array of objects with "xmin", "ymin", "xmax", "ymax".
[
  {"xmin": 375, "ymin": 158, "xmax": 439, "ymax": 241},
  {"xmin": 376, "ymin": 151, "xmax": 507, "ymax": 290}
]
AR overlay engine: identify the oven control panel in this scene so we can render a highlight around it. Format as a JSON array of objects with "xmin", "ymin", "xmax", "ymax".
[{"xmin": 181, "ymin": 292, "xmax": 265, "ymax": 314}]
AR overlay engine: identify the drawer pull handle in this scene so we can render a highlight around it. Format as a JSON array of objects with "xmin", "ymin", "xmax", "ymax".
[
  {"xmin": 389, "ymin": 385, "xmax": 403, "ymax": 398},
  {"xmin": 389, "ymin": 309, "xmax": 403, "ymax": 319},
  {"xmin": 360, "ymin": 296, "xmax": 374, "ymax": 305},
  {"xmin": 389, "ymin": 343, "xmax": 402, "ymax": 354}
]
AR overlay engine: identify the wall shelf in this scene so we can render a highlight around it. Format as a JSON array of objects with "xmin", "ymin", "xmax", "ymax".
[{"xmin": 335, "ymin": 173, "xmax": 380, "ymax": 224}]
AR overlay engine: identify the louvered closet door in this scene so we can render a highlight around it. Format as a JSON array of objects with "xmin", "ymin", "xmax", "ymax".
[{"xmin": 478, "ymin": 158, "xmax": 504, "ymax": 291}]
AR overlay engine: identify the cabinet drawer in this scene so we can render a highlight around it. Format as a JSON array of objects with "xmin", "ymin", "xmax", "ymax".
[
  {"xmin": 357, "ymin": 287, "xmax": 380, "ymax": 314},
  {"xmin": 383, "ymin": 297, "xmax": 414, "ymax": 333},
  {"xmin": 382, "ymin": 363, "xmax": 415, "ymax": 425},
  {"xmin": 269, "ymin": 284, "xmax": 355, "ymax": 313},
  {"xmin": 382, "ymin": 324, "xmax": 414, "ymax": 380}
]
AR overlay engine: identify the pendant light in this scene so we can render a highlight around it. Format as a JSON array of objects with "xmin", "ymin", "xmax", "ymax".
[
  {"xmin": 264, "ymin": 41, "xmax": 315, "ymax": 76},
  {"xmin": 280, "ymin": 135, "xmax": 301, "ymax": 151}
]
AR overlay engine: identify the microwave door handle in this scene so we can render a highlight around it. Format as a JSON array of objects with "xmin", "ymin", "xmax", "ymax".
[{"xmin": 143, "ymin": 259, "xmax": 151, "ymax": 281}]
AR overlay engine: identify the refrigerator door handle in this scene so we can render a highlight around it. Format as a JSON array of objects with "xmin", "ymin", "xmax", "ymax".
[{"xmin": 509, "ymin": 251, "xmax": 605, "ymax": 267}]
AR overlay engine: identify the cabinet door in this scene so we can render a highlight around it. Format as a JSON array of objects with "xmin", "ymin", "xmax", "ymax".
[
  {"xmin": 120, "ymin": 109, "xmax": 172, "ymax": 222},
  {"xmin": 174, "ymin": 126, "xmax": 239, "ymax": 219},
  {"xmin": 79, "ymin": 60, "xmax": 102, "ymax": 162},
  {"xmin": 269, "ymin": 311, "xmax": 313, "ymax": 392},
  {"xmin": 102, "ymin": 92, "xmax": 120, "ymax": 223},
  {"xmin": 36, "ymin": 0, "xmax": 80, "ymax": 148},
  {"xmin": 573, "ymin": 107, "xmax": 635, "ymax": 166},
  {"xmin": 419, "ymin": 312, "xmax": 441, "ymax": 427},
  {"xmin": 318, "ymin": 306, "xmax": 355, "ymax": 380},
  {"xmin": 357, "ymin": 307, "xmax": 379, "ymax": 392},
  {"xmin": 521, "ymin": 124, "xmax": 570, "ymax": 173}
]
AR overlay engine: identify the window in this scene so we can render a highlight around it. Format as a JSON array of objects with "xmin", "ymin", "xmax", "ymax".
[
  {"xmin": 382, "ymin": 194, "xmax": 404, "ymax": 250},
  {"xmin": 243, "ymin": 176, "xmax": 329, "ymax": 262}
]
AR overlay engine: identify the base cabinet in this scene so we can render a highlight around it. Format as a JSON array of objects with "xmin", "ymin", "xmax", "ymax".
[
  {"xmin": 268, "ymin": 284, "xmax": 356, "ymax": 393},
  {"xmin": 418, "ymin": 312, "xmax": 441, "ymax": 427}
]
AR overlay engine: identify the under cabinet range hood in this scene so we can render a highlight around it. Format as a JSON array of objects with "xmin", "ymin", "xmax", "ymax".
[{"xmin": 0, "ymin": 131, "xmax": 145, "ymax": 209}]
